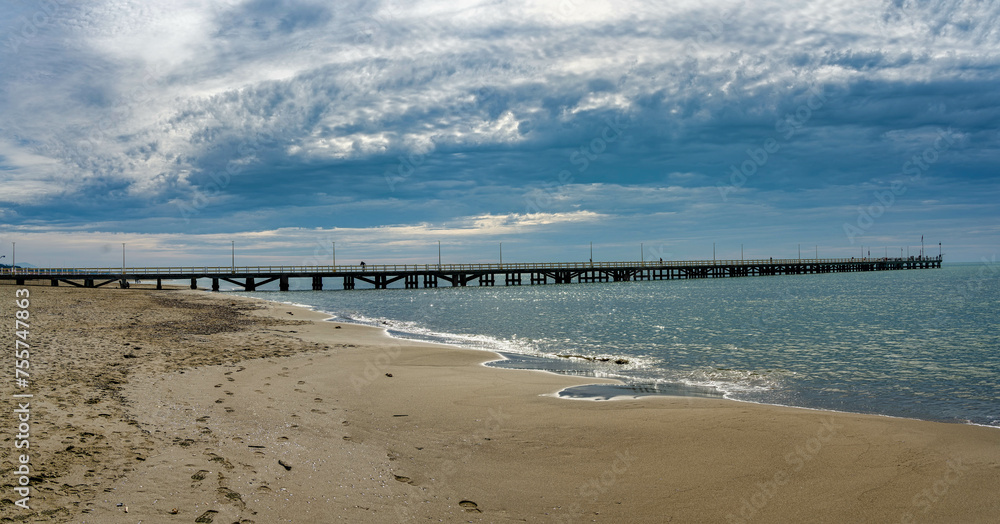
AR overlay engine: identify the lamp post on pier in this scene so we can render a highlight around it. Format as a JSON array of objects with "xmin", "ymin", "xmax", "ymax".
[
  {"xmin": 332, "ymin": 242, "xmax": 335, "ymax": 268},
  {"xmin": 232, "ymin": 241, "xmax": 235, "ymax": 271},
  {"xmin": 122, "ymin": 243, "xmax": 126, "ymax": 274},
  {"xmin": 640, "ymin": 243, "xmax": 644, "ymax": 265},
  {"xmin": 499, "ymin": 242, "xmax": 503, "ymax": 266},
  {"xmin": 438, "ymin": 240, "xmax": 441, "ymax": 267}
]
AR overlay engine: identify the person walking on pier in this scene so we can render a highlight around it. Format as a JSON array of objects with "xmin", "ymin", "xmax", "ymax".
[{"xmin": 360, "ymin": 261, "xmax": 366, "ymax": 270}]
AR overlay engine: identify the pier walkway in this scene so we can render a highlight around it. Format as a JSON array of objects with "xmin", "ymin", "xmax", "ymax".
[{"xmin": 0, "ymin": 257, "xmax": 943, "ymax": 291}]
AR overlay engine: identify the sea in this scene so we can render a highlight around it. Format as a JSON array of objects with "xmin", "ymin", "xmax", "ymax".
[{"xmin": 220, "ymin": 262, "xmax": 998, "ymax": 427}]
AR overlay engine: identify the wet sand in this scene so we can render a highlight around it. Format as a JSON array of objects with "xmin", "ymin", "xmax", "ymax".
[{"xmin": 1, "ymin": 285, "xmax": 998, "ymax": 522}]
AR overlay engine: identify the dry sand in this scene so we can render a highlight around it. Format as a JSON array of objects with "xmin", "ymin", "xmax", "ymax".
[{"xmin": 1, "ymin": 284, "xmax": 998, "ymax": 523}]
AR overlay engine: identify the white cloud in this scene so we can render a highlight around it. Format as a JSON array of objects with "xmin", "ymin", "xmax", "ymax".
[{"xmin": 0, "ymin": 0, "xmax": 998, "ymax": 261}]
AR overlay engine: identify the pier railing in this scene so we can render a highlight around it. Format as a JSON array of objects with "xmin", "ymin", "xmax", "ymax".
[{"xmin": 0, "ymin": 257, "xmax": 942, "ymax": 276}]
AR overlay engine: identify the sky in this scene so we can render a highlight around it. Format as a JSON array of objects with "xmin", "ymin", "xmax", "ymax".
[{"xmin": 0, "ymin": 0, "xmax": 997, "ymax": 268}]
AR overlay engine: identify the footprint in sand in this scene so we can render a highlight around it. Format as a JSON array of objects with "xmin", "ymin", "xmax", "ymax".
[
  {"xmin": 314, "ymin": 398, "xmax": 323, "ymax": 402},
  {"xmin": 297, "ymin": 380, "xmax": 306, "ymax": 385},
  {"xmin": 207, "ymin": 454, "xmax": 235, "ymax": 470},
  {"xmin": 459, "ymin": 500, "xmax": 482, "ymax": 513}
]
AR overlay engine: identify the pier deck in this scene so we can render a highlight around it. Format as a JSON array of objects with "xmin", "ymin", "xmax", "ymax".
[{"xmin": 0, "ymin": 257, "xmax": 943, "ymax": 291}]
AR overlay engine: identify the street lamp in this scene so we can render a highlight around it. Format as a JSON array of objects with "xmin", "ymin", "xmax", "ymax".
[
  {"xmin": 122, "ymin": 243, "xmax": 126, "ymax": 274},
  {"xmin": 232, "ymin": 241, "xmax": 235, "ymax": 271},
  {"xmin": 332, "ymin": 241, "xmax": 335, "ymax": 268},
  {"xmin": 499, "ymin": 242, "xmax": 502, "ymax": 266},
  {"xmin": 438, "ymin": 240, "xmax": 441, "ymax": 267}
]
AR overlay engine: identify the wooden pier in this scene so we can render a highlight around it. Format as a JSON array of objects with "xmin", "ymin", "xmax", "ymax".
[{"xmin": 0, "ymin": 257, "xmax": 943, "ymax": 291}]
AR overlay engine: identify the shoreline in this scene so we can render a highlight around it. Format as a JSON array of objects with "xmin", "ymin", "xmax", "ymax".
[
  {"xmin": 231, "ymin": 291, "xmax": 998, "ymax": 429},
  {"xmin": 3, "ymin": 285, "xmax": 998, "ymax": 522}
]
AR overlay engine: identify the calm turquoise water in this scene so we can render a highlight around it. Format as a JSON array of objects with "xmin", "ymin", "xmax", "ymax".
[{"xmin": 231, "ymin": 262, "xmax": 999, "ymax": 427}]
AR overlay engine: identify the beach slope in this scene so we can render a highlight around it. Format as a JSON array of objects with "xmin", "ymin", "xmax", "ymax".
[{"xmin": 1, "ymin": 285, "xmax": 997, "ymax": 523}]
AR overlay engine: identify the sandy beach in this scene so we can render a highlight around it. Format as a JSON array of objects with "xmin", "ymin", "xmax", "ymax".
[{"xmin": 1, "ymin": 284, "xmax": 998, "ymax": 523}]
